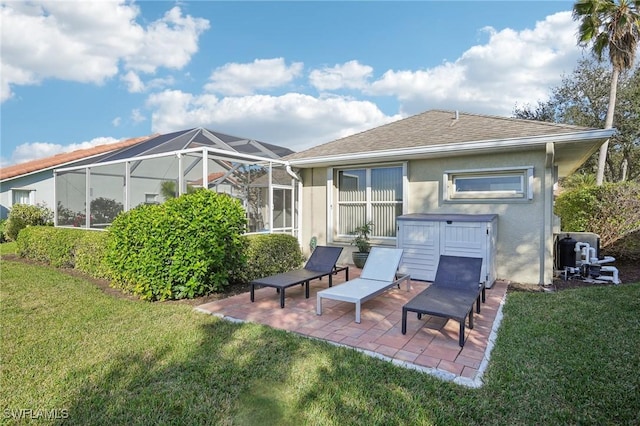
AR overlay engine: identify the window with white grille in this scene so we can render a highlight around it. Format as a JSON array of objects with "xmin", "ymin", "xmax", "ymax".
[{"xmin": 336, "ymin": 165, "xmax": 404, "ymax": 238}]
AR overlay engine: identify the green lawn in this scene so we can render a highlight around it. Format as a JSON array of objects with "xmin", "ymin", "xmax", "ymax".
[
  {"xmin": 1, "ymin": 257, "xmax": 639, "ymax": 425},
  {"xmin": 0, "ymin": 241, "xmax": 16, "ymax": 256}
]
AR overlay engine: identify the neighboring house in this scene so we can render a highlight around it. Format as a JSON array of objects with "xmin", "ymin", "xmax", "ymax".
[
  {"xmin": 0, "ymin": 135, "xmax": 153, "ymax": 219},
  {"xmin": 286, "ymin": 109, "xmax": 614, "ymax": 285}
]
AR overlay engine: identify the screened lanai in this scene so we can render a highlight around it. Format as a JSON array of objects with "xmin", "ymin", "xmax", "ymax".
[{"xmin": 54, "ymin": 128, "xmax": 300, "ymax": 236}]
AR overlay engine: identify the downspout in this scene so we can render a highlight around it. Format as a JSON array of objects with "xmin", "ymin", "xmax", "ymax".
[
  {"xmin": 286, "ymin": 164, "xmax": 303, "ymax": 245},
  {"xmin": 285, "ymin": 164, "xmax": 301, "ymax": 181}
]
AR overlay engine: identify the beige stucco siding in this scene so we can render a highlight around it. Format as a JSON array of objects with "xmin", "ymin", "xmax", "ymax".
[
  {"xmin": 408, "ymin": 150, "xmax": 549, "ymax": 284},
  {"xmin": 299, "ymin": 168, "xmax": 328, "ymax": 251},
  {"xmin": 298, "ymin": 148, "xmax": 555, "ymax": 285}
]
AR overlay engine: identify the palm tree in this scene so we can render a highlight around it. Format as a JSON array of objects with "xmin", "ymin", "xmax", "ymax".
[{"xmin": 572, "ymin": 0, "xmax": 640, "ymax": 185}]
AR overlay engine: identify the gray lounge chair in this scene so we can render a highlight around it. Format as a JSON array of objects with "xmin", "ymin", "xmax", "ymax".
[
  {"xmin": 316, "ymin": 247, "xmax": 410, "ymax": 323},
  {"xmin": 401, "ymin": 255, "xmax": 484, "ymax": 347},
  {"xmin": 250, "ymin": 246, "xmax": 347, "ymax": 308}
]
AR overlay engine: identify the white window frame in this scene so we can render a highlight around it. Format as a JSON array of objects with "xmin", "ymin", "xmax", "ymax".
[
  {"xmin": 11, "ymin": 189, "xmax": 35, "ymax": 206},
  {"xmin": 443, "ymin": 166, "xmax": 534, "ymax": 201},
  {"xmin": 327, "ymin": 162, "xmax": 408, "ymax": 243},
  {"xmin": 144, "ymin": 193, "xmax": 159, "ymax": 204}
]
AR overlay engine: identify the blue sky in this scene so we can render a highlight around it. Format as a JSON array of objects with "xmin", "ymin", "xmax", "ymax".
[{"xmin": 1, "ymin": 1, "xmax": 582, "ymax": 166}]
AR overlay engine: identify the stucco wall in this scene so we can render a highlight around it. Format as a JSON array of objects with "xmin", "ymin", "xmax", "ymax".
[
  {"xmin": 298, "ymin": 148, "xmax": 553, "ymax": 284},
  {"xmin": 0, "ymin": 171, "xmax": 55, "ymax": 219},
  {"xmin": 408, "ymin": 150, "xmax": 549, "ymax": 284},
  {"xmin": 300, "ymin": 168, "xmax": 328, "ymax": 253}
]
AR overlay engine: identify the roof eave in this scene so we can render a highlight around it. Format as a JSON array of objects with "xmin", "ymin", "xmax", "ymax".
[
  {"xmin": 1, "ymin": 149, "xmax": 123, "ymax": 183},
  {"xmin": 287, "ymin": 129, "xmax": 614, "ymax": 168}
]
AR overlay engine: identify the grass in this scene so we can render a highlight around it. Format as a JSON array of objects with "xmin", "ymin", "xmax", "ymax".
[
  {"xmin": 0, "ymin": 241, "xmax": 16, "ymax": 256},
  {"xmin": 1, "ymin": 257, "xmax": 639, "ymax": 425}
]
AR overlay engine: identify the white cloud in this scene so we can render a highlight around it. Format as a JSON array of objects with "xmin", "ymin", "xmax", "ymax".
[
  {"xmin": 367, "ymin": 11, "xmax": 581, "ymax": 115},
  {"xmin": 146, "ymin": 90, "xmax": 400, "ymax": 151},
  {"xmin": 121, "ymin": 71, "xmax": 145, "ymax": 93},
  {"xmin": 121, "ymin": 70, "xmax": 176, "ymax": 93},
  {"xmin": 112, "ymin": 117, "xmax": 122, "ymax": 127},
  {"xmin": 131, "ymin": 109, "xmax": 146, "ymax": 123},
  {"xmin": 8, "ymin": 137, "xmax": 120, "ymax": 165},
  {"xmin": 0, "ymin": 1, "xmax": 208, "ymax": 102},
  {"xmin": 124, "ymin": 6, "xmax": 210, "ymax": 73},
  {"xmin": 309, "ymin": 60, "xmax": 373, "ymax": 91},
  {"xmin": 204, "ymin": 58, "xmax": 304, "ymax": 96}
]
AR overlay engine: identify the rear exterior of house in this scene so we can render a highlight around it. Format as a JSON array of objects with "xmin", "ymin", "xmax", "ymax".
[{"xmin": 287, "ymin": 110, "xmax": 613, "ymax": 285}]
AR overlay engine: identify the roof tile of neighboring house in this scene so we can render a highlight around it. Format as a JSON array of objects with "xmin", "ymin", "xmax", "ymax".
[
  {"xmin": 188, "ymin": 172, "xmax": 226, "ymax": 186},
  {"xmin": 285, "ymin": 109, "xmax": 595, "ymax": 161},
  {"xmin": 0, "ymin": 135, "xmax": 154, "ymax": 181}
]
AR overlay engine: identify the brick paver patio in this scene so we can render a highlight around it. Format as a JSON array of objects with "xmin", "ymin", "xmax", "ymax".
[{"xmin": 195, "ymin": 267, "xmax": 508, "ymax": 387}]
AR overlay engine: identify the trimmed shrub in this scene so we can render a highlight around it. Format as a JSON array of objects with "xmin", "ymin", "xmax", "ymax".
[
  {"xmin": 105, "ymin": 190, "xmax": 247, "ymax": 301},
  {"xmin": 75, "ymin": 231, "xmax": 111, "ymax": 279},
  {"xmin": 555, "ymin": 181, "xmax": 640, "ymax": 260},
  {"xmin": 17, "ymin": 226, "xmax": 85, "ymax": 267},
  {"xmin": 4, "ymin": 203, "xmax": 53, "ymax": 241},
  {"xmin": 232, "ymin": 234, "xmax": 306, "ymax": 283},
  {"xmin": 0, "ymin": 219, "xmax": 6, "ymax": 243}
]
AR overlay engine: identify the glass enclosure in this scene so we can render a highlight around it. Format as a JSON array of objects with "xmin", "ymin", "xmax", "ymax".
[{"xmin": 54, "ymin": 147, "xmax": 298, "ymax": 236}]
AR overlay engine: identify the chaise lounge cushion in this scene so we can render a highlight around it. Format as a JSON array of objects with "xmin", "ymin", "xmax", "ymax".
[{"xmin": 316, "ymin": 247, "xmax": 409, "ymax": 323}]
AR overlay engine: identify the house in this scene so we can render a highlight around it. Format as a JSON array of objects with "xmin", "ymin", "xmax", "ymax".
[
  {"xmin": 285, "ymin": 109, "xmax": 614, "ymax": 285},
  {"xmin": 0, "ymin": 135, "xmax": 154, "ymax": 219},
  {"xmin": 2, "ymin": 111, "xmax": 613, "ymax": 285}
]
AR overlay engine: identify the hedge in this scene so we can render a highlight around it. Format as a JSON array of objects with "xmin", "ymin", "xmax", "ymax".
[
  {"xmin": 232, "ymin": 233, "xmax": 306, "ymax": 283},
  {"xmin": 105, "ymin": 190, "xmax": 248, "ymax": 301},
  {"xmin": 17, "ymin": 227, "xmax": 85, "ymax": 268},
  {"xmin": 14, "ymin": 208, "xmax": 307, "ymax": 300},
  {"xmin": 75, "ymin": 231, "xmax": 111, "ymax": 279}
]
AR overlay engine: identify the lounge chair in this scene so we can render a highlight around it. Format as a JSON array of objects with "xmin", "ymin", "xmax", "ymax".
[
  {"xmin": 250, "ymin": 246, "xmax": 348, "ymax": 308},
  {"xmin": 316, "ymin": 247, "xmax": 410, "ymax": 323},
  {"xmin": 401, "ymin": 255, "xmax": 484, "ymax": 347}
]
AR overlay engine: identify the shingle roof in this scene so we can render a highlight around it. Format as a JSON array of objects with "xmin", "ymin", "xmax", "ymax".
[
  {"xmin": 0, "ymin": 135, "xmax": 154, "ymax": 181},
  {"xmin": 285, "ymin": 109, "xmax": 595, "ymax": 161}
]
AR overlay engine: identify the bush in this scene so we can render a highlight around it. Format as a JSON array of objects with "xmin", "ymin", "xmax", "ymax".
[
  {"xmin": 17, "ymin": 227, "xmax": 86, "ymax": 267},
  {"xmin": 232, "ymin": 234, "xmax": 306, "ymax": 283},
  {"xmin": 75, "ymin": 231, "xmax": 111, "ymax": 279},
  {"xmin": 105, "ymin": 190, "xmax": 247, "ymax": 301},
  {"xmin": 555, "ymin": 181, "xmax": 640, "ymax": 260},
  {"xmin": 0, "ymin": 219, "xmax": 6, "ymax": 243},
  {"xmin": 90, "ymin": 197, "xmax": 123, "ymax": 225},
  {"xmin": 4, "ymin": 203, "xmax": 53, "ymax": 241}
]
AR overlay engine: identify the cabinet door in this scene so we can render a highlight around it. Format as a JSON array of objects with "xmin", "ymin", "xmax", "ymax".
[
  {"xmin": 440, "ymin": 221, "xmax": 488, "ymax": 282},
  {"xmin": 398, "ymin": 221, "xmax": 439, "ymax": 281}
]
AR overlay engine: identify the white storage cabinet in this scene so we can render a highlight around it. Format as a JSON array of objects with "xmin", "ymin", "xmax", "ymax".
[{"xmin": 396, "ymin": 214, "xmax": 498, "ymax": 288}]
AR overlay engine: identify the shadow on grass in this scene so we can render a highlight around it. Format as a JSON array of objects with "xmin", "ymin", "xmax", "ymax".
[
  {"xmin": 5, "ymin": 259, "xmax": 640, "ymax": 425},
  {"xmin": 62, "ymin": 285, "xmax": 640, "ymax": 425},
  {"xmin": 62, "ymin": 317, "xmax": 470, "ymax": 425}
]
